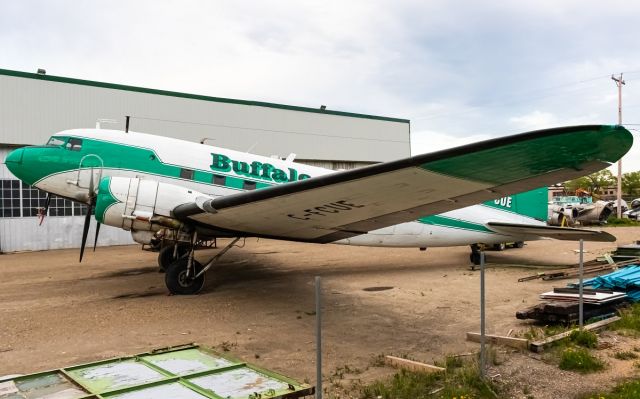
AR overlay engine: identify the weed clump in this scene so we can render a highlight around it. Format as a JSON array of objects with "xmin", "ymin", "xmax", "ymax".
[
  {"xmin": 361, "ymin": 355, "xmax": 498, "ymax": 399},
  {"xmin": 559, "ymin": 347, "xmax": 605, "ymax": 373},
  {"xmin": 613, "ymin": 303, "xmax": 640, "ymax": 335},
  {"xmin": 613, "ymin": 351, "xmax": 638, "ymax": 360},
  {"xmin": 569, "ymin": 329, "xmax": 598, "ymax": 348}
]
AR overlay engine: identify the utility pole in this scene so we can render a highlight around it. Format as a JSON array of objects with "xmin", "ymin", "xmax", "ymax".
[{"xmin": 612, "ymin": 73, "xmax": 625, "ymax": 218}]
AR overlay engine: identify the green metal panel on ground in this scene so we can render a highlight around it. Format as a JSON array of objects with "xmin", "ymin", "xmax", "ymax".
[{"xmin": 0, "ymin": 344, "xmax": 314, "ymax": 399}]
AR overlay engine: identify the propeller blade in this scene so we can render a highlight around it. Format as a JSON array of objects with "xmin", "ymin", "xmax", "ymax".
[
  {"xmin": 79, "ymin": 205, "xmax": 92, "ymax": 262},
  {"xmin": 93, "ymin": 222, "xmax": 101, "ymax": 252},
  {"xmin": 88, "ymin": 167, "xmax": 95, "ymax": 197}
]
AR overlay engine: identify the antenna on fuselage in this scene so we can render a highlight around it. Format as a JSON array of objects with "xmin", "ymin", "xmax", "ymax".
[
  {"xmin": 95, "ymin": 119, "xmax": 118, "ymax": 129},
  {"xmin": 125, "ymin": 115, "xmax": 130, "ymax": 133}
]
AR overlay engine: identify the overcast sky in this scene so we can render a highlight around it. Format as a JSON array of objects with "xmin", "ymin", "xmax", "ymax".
[{"xmin": 2, "ymin": 0, "xmax": 640, "ymax": 172}]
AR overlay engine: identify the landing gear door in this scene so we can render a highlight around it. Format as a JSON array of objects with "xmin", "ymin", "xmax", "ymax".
[{"xmin": 77, "ymin": 154, "xmax": 104, "ymax": 190}]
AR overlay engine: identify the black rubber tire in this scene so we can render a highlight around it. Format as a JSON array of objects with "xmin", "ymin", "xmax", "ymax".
[
  {"xmin": 165, "ymin": 258, "xmax": 205, "ymax": 295},
  {"xmin": 158, "ymin": 245, "xmax": 188, "ymax": 271},
  {"xmin": 493, "ymin": 243, "xmax": 506, "ymax": 251},
  {"xmin": 515, "ymin": 241, "xmax": 525, "ymax": 249}
]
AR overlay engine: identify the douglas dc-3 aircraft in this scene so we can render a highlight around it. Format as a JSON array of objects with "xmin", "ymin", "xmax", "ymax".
[{"xmin": 5, "ymin": 125, "xmax": 633, "ymax": 294}]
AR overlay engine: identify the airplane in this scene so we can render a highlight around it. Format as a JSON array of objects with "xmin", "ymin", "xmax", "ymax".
[{"xmin": 4, "ymin": 124, "xmax": 633, "ymax": 295}]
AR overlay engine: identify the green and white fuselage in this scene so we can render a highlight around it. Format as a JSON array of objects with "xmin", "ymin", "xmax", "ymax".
[{"xmin": 7, "ymin": 128, "xmax": 548, "ymax": 248}]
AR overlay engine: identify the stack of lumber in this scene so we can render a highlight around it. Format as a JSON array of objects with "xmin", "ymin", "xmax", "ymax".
[
  {"xmin": 568, "ymin": 265, "xmax": 640, "ymax": 302},
  {"xmin": 540, "ymin": 287, "xmax": 627, "ymax": 304},
  {"xmin": 516, "ymin": 300, "xmax": 624, "ymax": 324}
]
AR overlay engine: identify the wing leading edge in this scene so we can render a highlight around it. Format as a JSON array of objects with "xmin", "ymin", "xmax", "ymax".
[{"xmin": 173, "ymin": 125, "xmax": 633, "ymax": 243}]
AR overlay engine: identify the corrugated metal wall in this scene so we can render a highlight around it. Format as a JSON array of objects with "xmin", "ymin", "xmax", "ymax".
[{"xmin": 0, "ymin": 70, "xmax": 410, "ymax": 163}]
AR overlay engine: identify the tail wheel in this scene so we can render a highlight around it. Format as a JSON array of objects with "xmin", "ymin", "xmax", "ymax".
[
  {"xmin": 165, "ymin": 258, "xmax": 205, "ymax": 295},
  {"xmin": 515, "ymin": 241, "xmax": 525, "ymax": 249}
]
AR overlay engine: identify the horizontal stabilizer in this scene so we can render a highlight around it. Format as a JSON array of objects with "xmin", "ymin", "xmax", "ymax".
[{"xmin": 487, "ymin": 222, "xmax": 616, "ymax": 242}]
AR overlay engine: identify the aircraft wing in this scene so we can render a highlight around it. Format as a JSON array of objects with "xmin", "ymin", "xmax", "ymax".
[
  {"xmin": 486, "ymin": 222, "xmax": 616, "ymax": 242},
  {"xmin": 174, "ymin": 125, "xmax": 632, "ymax": 243}
]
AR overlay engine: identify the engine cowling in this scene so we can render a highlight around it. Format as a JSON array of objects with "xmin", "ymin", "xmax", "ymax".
[{"xmin": 95, "ymin": 176, "xmax": 204, "ymax": 234}]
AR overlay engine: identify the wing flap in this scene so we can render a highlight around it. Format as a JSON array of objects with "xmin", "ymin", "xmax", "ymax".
[{"xmin": 487, "ymin": 222, "xmax": 616, "ymax": 242}]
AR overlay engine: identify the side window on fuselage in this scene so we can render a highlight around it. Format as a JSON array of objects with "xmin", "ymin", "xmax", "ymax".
[
  {"xmin": 66, "ymin": 138, "xmax": 83, "ymax": 151},
  {"xmin": 46, "ymin": 136, "xmax": 67, "ymax": 147},
  {"xmin": 212, "ymin": 174, "xmax": 226, "ymax": 186},
  {"xmin": 180, "ymin": 168, "xmax": 194, "ymax": 180}
]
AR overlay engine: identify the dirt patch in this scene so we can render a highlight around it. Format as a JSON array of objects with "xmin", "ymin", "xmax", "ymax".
[{"xmin": 1, "ymin": 227, "xmax": 640, "ymax": 398}]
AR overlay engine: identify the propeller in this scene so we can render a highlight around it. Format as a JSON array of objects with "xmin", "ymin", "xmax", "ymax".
[
  {"xmin": 93, "ymin": 222, "xmax": 101, "ymax": 252},
  {"xmin": 79, "ymin": 168, "xmax": 97, "ymax": 262},
  {"xmin": 38, "ymin": 194, "xmax": 51, "ymax": 226}
]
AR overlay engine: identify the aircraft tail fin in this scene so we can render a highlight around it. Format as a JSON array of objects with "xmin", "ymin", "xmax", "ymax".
[{"xmin": 484, "ymin": 187, "xmax": 548, "ymax": 221}]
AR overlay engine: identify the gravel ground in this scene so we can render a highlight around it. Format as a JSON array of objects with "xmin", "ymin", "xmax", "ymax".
[{"xmin": 1, "ymin": 226, "xmax": 640, "ymax": 398}]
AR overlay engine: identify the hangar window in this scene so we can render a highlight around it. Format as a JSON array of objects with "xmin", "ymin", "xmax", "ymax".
[
  {"xmin": 0, "ymin": 179, "xmax": 21, "ymax": 217},
  {"xmin": 212, "ymin": 174, "xmax": 226, "ymax": 186},
  {"xmin": 21, "ymin": 184, "xmax": 51, "ymax": 217},
  {"xmin": 66, "ymin": 138, "xmax": 83, "ymax": 151},
  {"xmin": 48, "ymin": 195, "xmax": 73, "ymax": 216},
  {"xmin": 243, "ymin": 180, "xmax": 257, "ymax": 191}
]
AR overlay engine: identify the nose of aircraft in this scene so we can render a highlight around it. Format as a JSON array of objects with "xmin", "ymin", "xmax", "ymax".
[
  {"xmin": 5, "ymin": 148, "xmax": 24, "ymax": 179},
  {"xmin": 5, "ymin": 147, "xmax": 23, "ymax": 166}
]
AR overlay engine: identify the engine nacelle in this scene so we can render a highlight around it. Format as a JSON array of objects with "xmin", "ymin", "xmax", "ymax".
[
  {"xmin": 547, "ymin": 204, "xmax": 578, "ymax": 226},
  {"xmin": 95, "ymin": 176, "xmax": 204, "ymax": 232}
]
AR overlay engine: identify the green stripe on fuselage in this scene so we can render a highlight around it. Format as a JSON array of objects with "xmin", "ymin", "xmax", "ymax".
[
  {"xmin": 417, "ymin": 215, "xmax": 493, "ymax": 233},
  {"xmin": 21, "ymin": 137, "xmax": 277, "ymax": 192}
]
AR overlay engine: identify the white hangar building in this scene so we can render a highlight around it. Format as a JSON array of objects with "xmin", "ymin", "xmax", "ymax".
[{"xmin": 0, "ymin": 68, "xmax": 411, "ymax": 252}]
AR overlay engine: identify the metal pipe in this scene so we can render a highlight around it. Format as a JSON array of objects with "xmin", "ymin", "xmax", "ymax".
[
  {"xmin": 480, "ymin": 251, "xmax": 486, "ymax": 379},
  {"xmin": 315, "ymin": 276, "xmax": 322, "ymax": 399}
]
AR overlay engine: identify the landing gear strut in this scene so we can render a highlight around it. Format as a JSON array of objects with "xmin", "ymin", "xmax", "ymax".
[
  {"xmin": 469, "ymin": 244, "xmax": 482, "ymax": 269},
  {"xmin": 158, "ymin": 244, "xmax": 189, "ymax": 272},
  {"xmin": 164, "ymin": 236, "xmax": 241, "ymax": 295}
]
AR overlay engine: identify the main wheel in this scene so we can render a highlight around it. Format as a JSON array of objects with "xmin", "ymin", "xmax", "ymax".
[
  {"xmin": 493, "ymin": 242, "xmax": 506, "ymax": 251},
  {"xmin": 158, "ymin": 245, "xmax": 188, "ymax": 271},
  {"xmin": 165, "ymin": 258, "xmax": 206, "ymax": 295}
]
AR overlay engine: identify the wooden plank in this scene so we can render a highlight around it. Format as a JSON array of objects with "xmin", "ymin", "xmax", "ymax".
[
  {"xmin": 529, "ymin": 316, "xmax": 621, "ymax": 353},
  {"xmin": 384, "ymin": 355, "xmax": 445, "ymax": 374},
  {"xmin": 465, "ymin": 333, "xmax": 529, "ymax": 350}
]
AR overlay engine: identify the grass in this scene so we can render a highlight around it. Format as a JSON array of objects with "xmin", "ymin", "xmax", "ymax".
[
  {"xmin": 613, "ymin": 303, "xmax": 640, "ymax": 336},
  {"xmin": 580, "ymin": 380, "xmax": 640, "ymax": 399},
  {"xmin": 360, "ymin": 354, "xmax": 499, "ymax": 399},
  {"xmin": 606, "ymin": 217, "xmax": 640, "ymax": 227},
  {"xmin": 558, "ymin": 347, "xmax": 606, "ymax": 373},
  {"xmin": 613, "ymin": 351, "xmax": 639, "ymax": 360},
  {"xmin": 569, "ymin": 329, "xmax": 599, "ymax": 348}
]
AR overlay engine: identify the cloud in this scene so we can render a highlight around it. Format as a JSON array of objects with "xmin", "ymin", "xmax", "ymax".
[{"xmin": 1, "ymin": 0, "xmax": 640, "ymax": 172}]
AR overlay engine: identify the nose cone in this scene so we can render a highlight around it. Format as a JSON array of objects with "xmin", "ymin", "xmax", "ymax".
[
  {"xmin": 4, "ymin": 148, "xmax": 32, "ymax": 184},
  {"xmin": 5, "ymin": 147, "xmax": 23, "ymax": 165},
  {"xmin": 5, "ymin": 148, "xmax": 24, "ymax": 177}
]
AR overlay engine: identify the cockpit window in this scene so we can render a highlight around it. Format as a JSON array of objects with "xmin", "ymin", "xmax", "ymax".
[
  {"xmin": 46, "ymin": 136, "xmax": 67, "ymax": 147},
  {"xmin": 66, "ymin": 138, "xmax": 83, "ymax": 151}
]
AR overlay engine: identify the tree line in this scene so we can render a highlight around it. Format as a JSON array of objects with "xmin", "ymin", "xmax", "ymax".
[{"xmin": 564, "ymin": 170, "xmax": 640, "ymax": 197}]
